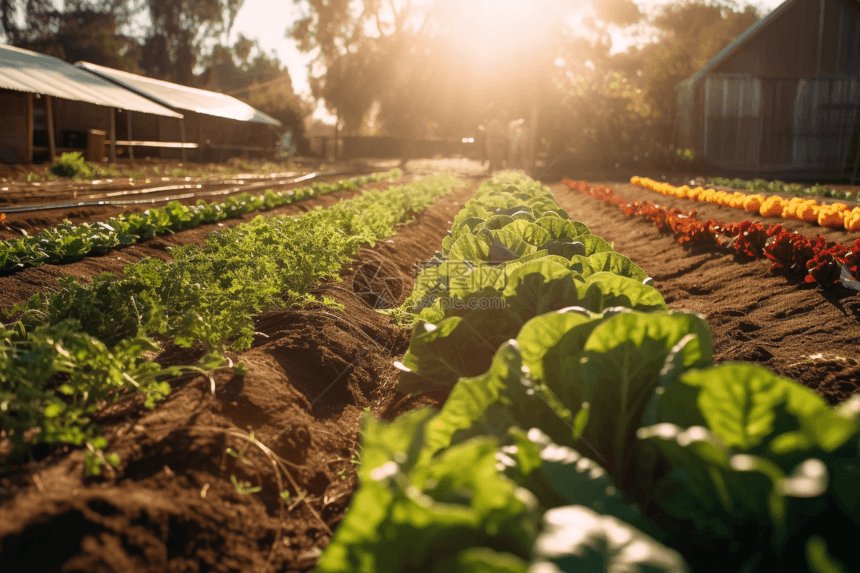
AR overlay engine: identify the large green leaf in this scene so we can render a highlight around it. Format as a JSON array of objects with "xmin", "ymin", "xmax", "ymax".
[
  {"xmin": 318, "ymin": 411, "xmax": 539, "ymax": 573},
  {"xmin": 516, "ymin": 309, "xmax": 597, "ymax": 385},
  {"xmin": 530, "ymin": 505, "xmax": 690, "ymax": 573},
  {"xmin": 580, "ymin": 235, "xmax": 614, "ymax": 256},
  {"xmin": 501, "ymin": 260, "xmax": 582, "ymax": 317},
  {"xmin": 568, "ymin": 252, "xmax": 649, "ymax": 282},
  {"xmin": 656, "ymin": 363, "xmax": 836, "ymax": 454},
  {"xmin": 563, "ymin": 312, "xmax": 713, "ymax": 484},
  {"xmin": 576, "ymin": 272, "xmax": 667, "ymax": 313},
  {"xmin": 397, "ymin": 306, "xmax": 526, "ymax": 395},
  {"xmin": 521, "ymin": 428, "xmax": 642, "ymax": 524},
  {"xmin": 449, "ymin": 233, "xmax": 492, "ymax": 262},
  {"xmin": 492, "ymin": 221, "xmax": 553, "ymax": 257},
  {"xmin": 637, "ymin": 424, "xmax": 779, "ymax": 543},
  {"xmin": 420, "ymin": 342, "xmax": 574, "ymax": 463},
  {"xmin": 480, "ymin": 214, "xmax": 517, "ymax": 232},
  {"xmin": 536, "ymin": 217, "xmax": 590, "ymax": 241},
  {"xmin": 431, "ymin": 548, "xmax": 528, "ymax": 573},
  {"xmin": 452, "ymin": 216, "xmax": 488, "ymax": 240}
]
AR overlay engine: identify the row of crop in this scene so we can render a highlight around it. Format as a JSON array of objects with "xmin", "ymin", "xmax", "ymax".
[
  {"xmin": 0, "ymin": 170, "xmax": 400, "ymax": 274},
  {"xmin": 1, "ymin": 173, "xmax": 458, "ymax": 470},
  {"xmin": 317, "ymin": 171, "xmax": 860, "ymax": 573},
  {"xmin": 633, "ymin": 176, "xmax": 860, "ymax": 230},
  {"xmin": 709, "ymin": 176, "xmax": 856, "ymax": 202},
  {"xmin": 568, "ymin": 179, "xmax": 860, "ymax": 290}
]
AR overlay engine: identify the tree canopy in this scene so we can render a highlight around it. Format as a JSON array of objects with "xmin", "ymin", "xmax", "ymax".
[{"xmin": 289, "ymin": 0, "xmax": 764, "ymax": 169}]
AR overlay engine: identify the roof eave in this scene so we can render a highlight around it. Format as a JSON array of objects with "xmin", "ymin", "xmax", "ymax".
[{"xmin": 673, "ymin": 0, "xmax": 799, "ymax": 90}]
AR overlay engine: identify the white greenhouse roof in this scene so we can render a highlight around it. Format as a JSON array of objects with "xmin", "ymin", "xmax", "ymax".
[
  {"xmin": 0, "ymin": 44, "xmax": 183, "ymax": 118},
  {"xmin": 77, "ymin": 61, "xmax": 282, "ymax": 127}
]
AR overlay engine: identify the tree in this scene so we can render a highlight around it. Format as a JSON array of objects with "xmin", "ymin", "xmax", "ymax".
[
  {"xmin": 289, "ymin": 0, "xmax": 641, "ymax": 141},
  {"xmin": 547, "ymin": 0, "xmax": 762, "ymax": 170},
  {"xmin": 140, "ymin": 0, "xmax": 244, "ymax": 83},
  {"xmin": 0, "ymin": 0, "xmax": 244, "ymax": 83},
  {"xmin": 201, "ymin": 35, "xmax": 311, "ymax": 148}
]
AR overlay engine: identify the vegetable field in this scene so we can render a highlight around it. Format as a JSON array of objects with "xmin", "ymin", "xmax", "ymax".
[{"xmin": 0, "ymin": 166, "xmax": 859, "ymax": 572}]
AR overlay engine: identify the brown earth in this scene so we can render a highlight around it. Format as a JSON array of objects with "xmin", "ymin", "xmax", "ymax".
[
  {"xmin": 3, "ymin": 164, "xmax": 859, "ymax": 572},
  {"xmin": 0, "ymin": 175, "xmax": 406, "ymax": 311},
  {"xmin": 607, "ymin": 179, "xmax": 860, "ymax": 247},
  {"xmin": 553, "ymin": 179, "xmax": 860, "ymax": 404},
  {"xmin": 0, "ymin": 179, "xmax": 477, "ymax": 573},
  {"xmin": 0, "ymin": 168, "xmax": 383, "ymax": 241}
]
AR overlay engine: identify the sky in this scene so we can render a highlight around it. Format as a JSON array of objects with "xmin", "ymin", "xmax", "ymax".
[{"xmin": 231, "ymin": 0, "xmax": 789, "ymax": 124}]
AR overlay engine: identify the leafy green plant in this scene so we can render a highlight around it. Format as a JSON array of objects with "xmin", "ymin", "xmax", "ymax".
[
  {"xmin": 676, "ymin": 148, "xmax": 695, "ymax": 162},
  {"xmin": 0, "ymin": 170, "xmax": 401, "ymax": 274},
  {"xmin": 322, "ymin": 169, "xmax": 860, "ymax": 572},
  {"xmin": 709, "ymin": 177, "xmax": 857, "ymax": 202},
  {"xmin": 48, "ymin": 152, "xmax": 94, "ymax": 179},
  {"xmin": 1, "ymin": 173, "xmax": 459, "ymax": 463},
  {"xmin": 230, "ymin": 475, "xmax": 262, "ymax": 495}
]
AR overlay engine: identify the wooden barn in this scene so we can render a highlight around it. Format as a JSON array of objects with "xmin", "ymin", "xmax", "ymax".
[
  {"xmin": 675, "ymin": 0, "xmax": 860, "ymax": 182},
  {"xmin": 77, "ymin": 62, "xmax": 283, "ymax": 162},
  {"xmin": 0, "ymin": 44, "xmax": 183, "ymax": 164}
]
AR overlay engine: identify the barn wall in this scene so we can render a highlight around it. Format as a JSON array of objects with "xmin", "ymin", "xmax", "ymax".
[
  {"xmin": 820, "ymin": 0, "xmax": 860, "ymax": 76},
  {"xmin": 712, "ymin": 0, "xmax": 820, "ymax": 78},
  {"xmin": 676, "ymin": 83, "xmax": 696, "ymax": 151},
  {"xmin": 694, "ymin": 0, "xmax": 860, "ymax": 175},
  {"xmin": 703, "ymin": 75, "xmax": 762, "ymax": 165},
  {"xmin": 53, "ymin": 99, "xmax": 111, "ymax": 146},
  {"xmin": 0, "ymin": 89, "xmax": 31, "ymax": 163}
]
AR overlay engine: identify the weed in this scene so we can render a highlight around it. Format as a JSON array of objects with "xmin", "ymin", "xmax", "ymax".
[
  {"xmin": 321, "ymin": 295, "xmax": 345, "ymax": 312},
  {"xmin": 230, "ymin": 475, "xmax": 262, "ymax": 494},
  {"xmin": 48, "ymin": 152, "xmax": 93, "ymax": 179}
]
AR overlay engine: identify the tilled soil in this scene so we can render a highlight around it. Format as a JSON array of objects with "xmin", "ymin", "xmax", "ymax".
[
  {"xmin": 0, "ymin": 176, "xmax": 404, "ymax": 310},
  {"xmin": 607, "ymin": 179, "xmax": 860, "ymax": 247},
  {"xmin": 0, "ymin": 180, "xmax": 476, "ymax": 573},
  {"xmin": 553, "ymin": 179, "xmax": 860, "ymax": 404},
  {"xmin": 3, "ymin": 169, "xmax": 859, "ymax": 572}
]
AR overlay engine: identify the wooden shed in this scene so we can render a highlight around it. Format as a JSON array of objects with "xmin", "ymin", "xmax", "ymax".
[
  {"xmin": 0, "ymin": 44, "xmax": 183, "ymax": 164},
  {"xmin": 77, "ymin": 62, "xmax": 283, "ymax": 162},
  {"xmin": 675, "ymin": 0, "xmax": 860, "ymax": 182}
]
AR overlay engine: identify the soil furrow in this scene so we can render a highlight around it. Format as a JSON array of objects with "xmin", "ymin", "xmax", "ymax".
[
  {"xmin": 552, "ymin": 181, "xmax": 860, "ymax": 404},
  {"xmin": 0, "ymin": 176, "xmax": 405, "ymax": 310},
  {"xmin": 0, "ymin": 179, "xmax": 476, "ymax": 573}
]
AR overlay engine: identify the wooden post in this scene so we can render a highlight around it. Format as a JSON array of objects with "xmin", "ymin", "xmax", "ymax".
[
  {"xmin": 755, "ymin": 80, "xmax": 768, "ymax": 176},
  {"xmin": 109, "ymin": 107, "xmax": 117, "ymax": 162},
  {"xmin": 45, "ymin": 95, "xmax": 56, "ymax": 161},
  {"xmin": 180, "ymin": 118, "xmax": 187, "ymax": 162},
  {"xmin": 703, "ymin": 77, "xmax": 710, "ymax": 158},
  {"xmin": 26, "ymin": 92, "xmax": 33, "ymax": 163},
  {"xmin": 127, "ymin": 110, "xmax": 134, "ymax": 160},
  {"xmin": 816, "ymin": 0, "xmax": 825, "ymax": 76}
]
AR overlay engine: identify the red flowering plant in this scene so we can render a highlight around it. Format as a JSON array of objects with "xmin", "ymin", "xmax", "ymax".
[
  {"xmin": 722, "ymin": 221, "xmax": 769, "ymax": 258},
  {"xmin": 806, "ymin": 237, "xmax": 850, "ymax": 286},
  {"xmin": 763, "ymin": 225, "xmax": 814, "ymax": 278},
  {"xmin": 563, "ymin": 178, "xmax": 860, "ymax": 290},
  {"xmin": 844, "ymin": 237, "xmax": 860, "ymax": 276}
]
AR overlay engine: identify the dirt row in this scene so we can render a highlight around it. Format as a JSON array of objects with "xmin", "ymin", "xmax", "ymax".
[
  {"xmin": 553, "ymin": 180, "xmax": 860, "ymax": 404},
  {"xmin": 0, "ymin": 170, "xmax": 385, "ymax": 242},
  {"xmin": 0, "ymin": 175, "xmax": 408, "ymax": 311},
  {"xmin": 608, "ymin": 179, "xmax": 860, "ymax": 247},
  {"xmin": 3, "ymin": 171, "xmax": 858, "ymax": 573},
  {"xmin": 0, "ymin": 179, "xmax": 476, "ymax": 572}
]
